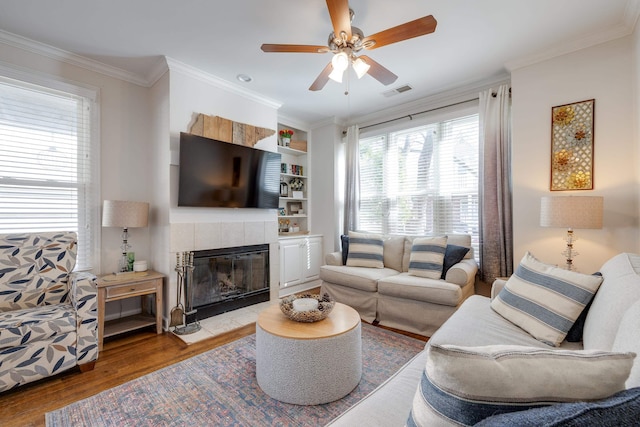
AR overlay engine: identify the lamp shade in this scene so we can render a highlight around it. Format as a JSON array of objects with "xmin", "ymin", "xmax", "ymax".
[
  {"xmin": 540, "ymin": 196, "xmax": 603, "ymax": 229},
  {"xmin": 102, "ymin": 200, "xmax": 149, "ymax": 228}
]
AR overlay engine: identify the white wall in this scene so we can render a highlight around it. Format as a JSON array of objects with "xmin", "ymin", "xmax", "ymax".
[
  {"xmin": 511, "ymin": 36, "xmax": 639, "ymax": 272},
  {"xmin": 310, "ymin": 120, "xmax": 343, "ymax": 253}
]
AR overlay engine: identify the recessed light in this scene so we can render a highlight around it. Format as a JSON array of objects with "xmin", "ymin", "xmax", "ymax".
[{"xmin": 237, "ymin": 74, "xmax": 252, "ymax": 83}]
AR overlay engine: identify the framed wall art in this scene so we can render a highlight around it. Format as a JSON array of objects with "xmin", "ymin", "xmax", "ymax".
[{"xmin": 550, "ymin": 99, "xmax": 595, "ymax": 191}]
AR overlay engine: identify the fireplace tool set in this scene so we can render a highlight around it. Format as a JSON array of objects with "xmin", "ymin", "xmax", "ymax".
[{"xmin": 171, "ymin": 251, "xmax": 201, "ymax": 335}]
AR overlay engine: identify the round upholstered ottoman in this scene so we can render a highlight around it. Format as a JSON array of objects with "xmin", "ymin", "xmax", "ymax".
[{"xmin": 256, "ymin": 302, "xmax": 362, "ymax": 405}]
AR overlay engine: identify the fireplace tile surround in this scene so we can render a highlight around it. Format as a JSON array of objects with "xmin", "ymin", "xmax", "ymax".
[{"xmin": 167, "ymin": 220, "xmax": 280, "ymax": 328}]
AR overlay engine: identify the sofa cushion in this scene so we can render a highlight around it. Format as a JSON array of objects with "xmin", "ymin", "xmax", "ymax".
[
  {"xmin": 584, "ymin": 252, "xmax": 640, "ymax": 352},
  {"xmin": 430, "ymin": 295, "xmax": 559, "ymax": 349},
  {"xmin": 382, "ymin": 235, "xmax": 405, "ymax": 272},
  {"xmin": 340, "ymin": 234, "xmax": 349, "ymax": 265},
  {"xmin": 491, "ymin": 252, "xmax": 604, "ymax": 346},
  {"xmin": 402, "ymin": 234, "xmax": 472, "ymax": 272},
  {"xmin": 378, "ymin": 273, "xmax": 461, "ymax": 306},
  {"xmin": 346, "ymin": 231, "xmax": 384, "ymax": 268},
  {"xmin": 613, "ymin": 299, "xmax": 640, "ymax": 388},
  {"xmin": 408, "ymin": 236, "xmax": 447, "ymax": 279},
  {"xmin": 0, "ymin": 232, "xmax": 77, "ymax": 311},
  {"xmin": 0, "ymin": 304, "xmax": 76, "ymax": 349},
  {"xmin": 407, "ymin": 343, "xmax": 635, "ymax": 426},
  {"xmin": 474, "ymin": 386, "xmax": 640, "ymax": 427},
  {"xmin": 320, "ymin": 265, "xmax": 399, "ymax": 292},
  {"xmin": 441, "ymin": 244, "xmax": 470, "ymax": 279}
]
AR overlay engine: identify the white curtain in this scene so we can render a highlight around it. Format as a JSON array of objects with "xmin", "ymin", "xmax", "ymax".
[
  {"xmin": 343, "ymin": 124, "xmax": 360, "ymax": 234},
  {"xmin": 479, "ymin": 84, "xmax": 513, "ymax": 284}
]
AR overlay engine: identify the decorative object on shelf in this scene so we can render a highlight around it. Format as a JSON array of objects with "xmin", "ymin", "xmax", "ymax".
[
  {"xmin": 279, "ymin": 293, "xmax": 335, "ymax": 322},
  {"xmin": 278, "ymin": 207, "xmax": 286, "ymax": 216},
  {"xmin": 550, "ymin": 99, "xmax": 595, "ymax": 190},
  {"xmin": 287, "ymin": 201, "xmax": 302, "ymax": 215},
  {"xmin": 280, "ymin": 180, "xmax": 289, "ymax": 197},
  {"xmin": 189, "ymin": 113, "xmax": 275, "ymax": 147},
  {"xmin": 290, "ymin": 139, "xmax": 307, "ymax": 152},
  {"xmin": 102, "ymin": 200, "xmax": 149, "ymax": 274},
  {"xmin": 292, "ymin": 191, "xmax": 304, "ymax": 199},
  {"xmin": 281, "ymin": 162, "xmax": 287, "ymax": 173},
  {"xmin": 290, "ymin": 177, "xmax": 304, "ymax": 191},
  {"xmin": 540, "ymin": 195, "xmax": 603, "ymax": 271},
  {"xmin": 279, "ymin": 129, "xmax": 294, "ymax": 146}
]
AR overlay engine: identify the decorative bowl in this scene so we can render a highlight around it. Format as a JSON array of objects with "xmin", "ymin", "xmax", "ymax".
[{"xmin": 279, "ymin": 293, "xmax": 335, "ymax": 323}]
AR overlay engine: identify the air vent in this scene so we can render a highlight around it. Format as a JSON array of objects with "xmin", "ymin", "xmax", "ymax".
[{"xmin": 382, "ymin": 84, "xmax": 413, "ymax": 97}]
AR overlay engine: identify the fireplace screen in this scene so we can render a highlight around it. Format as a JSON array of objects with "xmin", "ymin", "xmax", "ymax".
[{"xmin": 190, "ymin": 244, "xmax": 270, "ymax": 321}]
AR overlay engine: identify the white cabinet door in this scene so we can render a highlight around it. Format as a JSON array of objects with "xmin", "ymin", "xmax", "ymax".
[
  {"xmin": 302, "ymin": 236, "xmax": 322, "ymax": 282},
  {"xmin": 280, "ymin": 239, "xmax": 303, "ymax": 288},
  {"xmin": 279, "ymin": 235, "xmax": 323, "ymax": 290}
]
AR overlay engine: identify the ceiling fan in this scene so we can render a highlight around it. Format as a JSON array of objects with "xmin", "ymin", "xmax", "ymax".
[{"xmin": 261, "ymin": 0, "xmax": 437, "ymax": 91}]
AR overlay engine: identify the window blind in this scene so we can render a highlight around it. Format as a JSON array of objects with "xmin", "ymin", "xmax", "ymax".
[
  {"xmin": 358, "ymin": 114, "xmax": 479, "ymax": 256},
  {"xmin": 0, "ymin": 76, "xmax": 97, "ymax": 271}
]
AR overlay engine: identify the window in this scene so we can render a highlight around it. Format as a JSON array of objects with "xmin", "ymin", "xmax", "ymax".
[
  {"xmin": 0, "ymin": 73, "xmax": 99, "ymax": 271},
  {"xmin": 358, "ymin": 113, "xmax": 479, "ymax": 256}
]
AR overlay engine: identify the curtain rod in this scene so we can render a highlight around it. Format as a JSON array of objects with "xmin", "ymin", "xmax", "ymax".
[
  {"xmin": 351, "ymin": 87, "xmax": 511, "ymax": 134},
  {"xmin": 358, "ymin": 97, "xmax": 478, "ymax": 132}
]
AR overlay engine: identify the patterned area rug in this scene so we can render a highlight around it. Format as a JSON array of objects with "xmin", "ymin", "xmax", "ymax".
[{"xmin": 46, "ymin": 323, "xmax": 425, "ymax": 427}]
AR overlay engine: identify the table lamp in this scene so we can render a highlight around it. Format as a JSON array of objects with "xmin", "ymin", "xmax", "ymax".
[
  {"xmin": 540, "ymin": 196, "xmax": 603, "ymax": 270},
  {"xmin": 102, "ymin": 200, "xmax": 149, "ymax": 273}
]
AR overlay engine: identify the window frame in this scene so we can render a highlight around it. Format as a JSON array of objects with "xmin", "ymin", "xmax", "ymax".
[
  {"xmin": 356, "ymin": 102, "xmax": 479, "ymax": 256},
  {"xmin": 0, "ymin": 64, "xmax": 101, "ymax": 271}
]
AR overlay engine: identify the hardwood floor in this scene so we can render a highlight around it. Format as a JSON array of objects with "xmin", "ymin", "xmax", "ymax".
[{"xmin": 0, "ymin": 295, "xmax": 428, "ymax": 426}]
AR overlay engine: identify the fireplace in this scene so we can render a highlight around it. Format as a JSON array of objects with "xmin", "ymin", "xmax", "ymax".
[{"xmin": 187, "ymin": 244, "xmax": 270, "ymax": 323}]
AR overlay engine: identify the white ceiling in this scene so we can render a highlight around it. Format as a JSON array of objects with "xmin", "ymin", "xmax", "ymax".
[{"xmin": 0, "ymin": 1, "xmax": 638, "ymax": 124}]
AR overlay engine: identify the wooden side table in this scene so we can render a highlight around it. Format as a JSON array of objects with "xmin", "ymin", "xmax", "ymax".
[{"xmin": 96, "ymin": 270, "xmax": 164, "ymax": 351}]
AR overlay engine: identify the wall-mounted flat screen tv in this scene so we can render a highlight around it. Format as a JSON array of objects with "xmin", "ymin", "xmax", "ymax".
[{"xmin": 178, "ymin": 132, "xmax": 281, "ymax": 209}]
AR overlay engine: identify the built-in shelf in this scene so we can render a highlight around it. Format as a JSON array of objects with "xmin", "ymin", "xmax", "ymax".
[{"xmin": 278, "ymin": 146, "xmax": 306, "ymax": 156}]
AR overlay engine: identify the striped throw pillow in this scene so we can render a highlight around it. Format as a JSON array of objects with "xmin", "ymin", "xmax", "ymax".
[
  {"xmin": 346, "ymin": 231, "xmax": 384, "ymax": 268},
  {"xmin": 408, "ymin": 236, "xmax": 448, "ymax": 279},
  {"xmin": 491, "ymin": 252, "xmax": 604, "ymax": 346},
  {"xmin": 406, "ymin": 344, "xmax": 634, "ymax": 427}
]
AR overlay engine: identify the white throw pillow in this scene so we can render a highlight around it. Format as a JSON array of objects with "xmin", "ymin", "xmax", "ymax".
[
  {"xmin": 407, "ymin": 236, "xmax": 447, "ymax": 279},
  {"xmin": 491, "ymin": 252, "xmax": 604, "ymax": 346},
  {"xmin": 345, "ymin": 231, "xmax": 384, "ymax": 268},
  {"xmin": 406, "ymin": 343, "xmax": 635, "ymax": 426}
]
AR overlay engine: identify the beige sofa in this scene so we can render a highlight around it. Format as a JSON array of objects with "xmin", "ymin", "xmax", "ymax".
[
  {"xmin": 327, "ymin": 252, "xmax": 640, "ymax": 426},
  {"xmin": 320, "ymin": 234, "xmax": 477, "ymax": 336}
]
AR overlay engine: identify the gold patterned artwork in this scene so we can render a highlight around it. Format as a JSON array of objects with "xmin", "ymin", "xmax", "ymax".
[{"xmin": 550, "ymin": 99, "xmax": 595, "ymax": 191}]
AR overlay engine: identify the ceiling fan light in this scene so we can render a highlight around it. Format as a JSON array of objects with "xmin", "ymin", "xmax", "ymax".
[
  {"xmin": 331, "ymin": 52, "xmax": 349, "ymax": 71},
  {"xmin": 328, "ymin": 66, "xmax": 344, "ymax": 83},
  {"xmin": 353, "ymin": 57, "xmax": 370, "ymax": 79}
]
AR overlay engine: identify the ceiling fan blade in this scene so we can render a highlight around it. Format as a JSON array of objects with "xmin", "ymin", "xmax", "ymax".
[
  {"xmin": 326, "ymin": 0, "xmax": 352, "ymax": 41},
  {"xmin": 261, "ymin": 44, "xmax": 328, "ymax": 53},
  {"xmin": 359, "ymin": 55, "xmax": 398, "ymax": 85},
  {"xmin": 363, "ymin": 15, "xmax": 437, "ymax": 50},
  {"xmin": 309, "ymin": 62, "xmax": 333, "ymax": 91}
]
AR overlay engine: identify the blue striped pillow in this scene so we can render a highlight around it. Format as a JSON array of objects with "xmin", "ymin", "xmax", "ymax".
[
  {"xmin": 491, "ymin": 252, "xmax": 604, "ymax": 346},
  {"xmin": 346, "ymin": 231, "xmax": 384, "ymax": 268},
  {"xmin": 408, "ymin": 236, "xmax": 447, "ymax": 279},
  {"xmin": 406, "ymin": 344, "xmax": 634, "ymax": 426}
]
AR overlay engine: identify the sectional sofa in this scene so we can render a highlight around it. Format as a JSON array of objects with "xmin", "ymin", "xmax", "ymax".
[
  {"xmin": 320, "ymin": 233, "xmax": 477, "ymax": 336},
  {"xmin": 328, "ymin": 252, "xmax": 640, "ymax": 426}
]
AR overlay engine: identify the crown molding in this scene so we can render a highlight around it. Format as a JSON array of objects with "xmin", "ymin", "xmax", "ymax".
[
  {"xmin": 505, "ymin": 1, "xmax": 640, "ymax": 72},
  {"xmin": 165, "ymin": 57, "xmax": 282, "ymax": 110},
  {"xmin": 0, "ymin": 29, "xmax": 150, "ymax": 87}
]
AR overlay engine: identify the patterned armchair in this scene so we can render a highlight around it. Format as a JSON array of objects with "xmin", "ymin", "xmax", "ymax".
[{"xmin": 0, "ymin": 232, "xmax": 98, "ymax": 392}]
